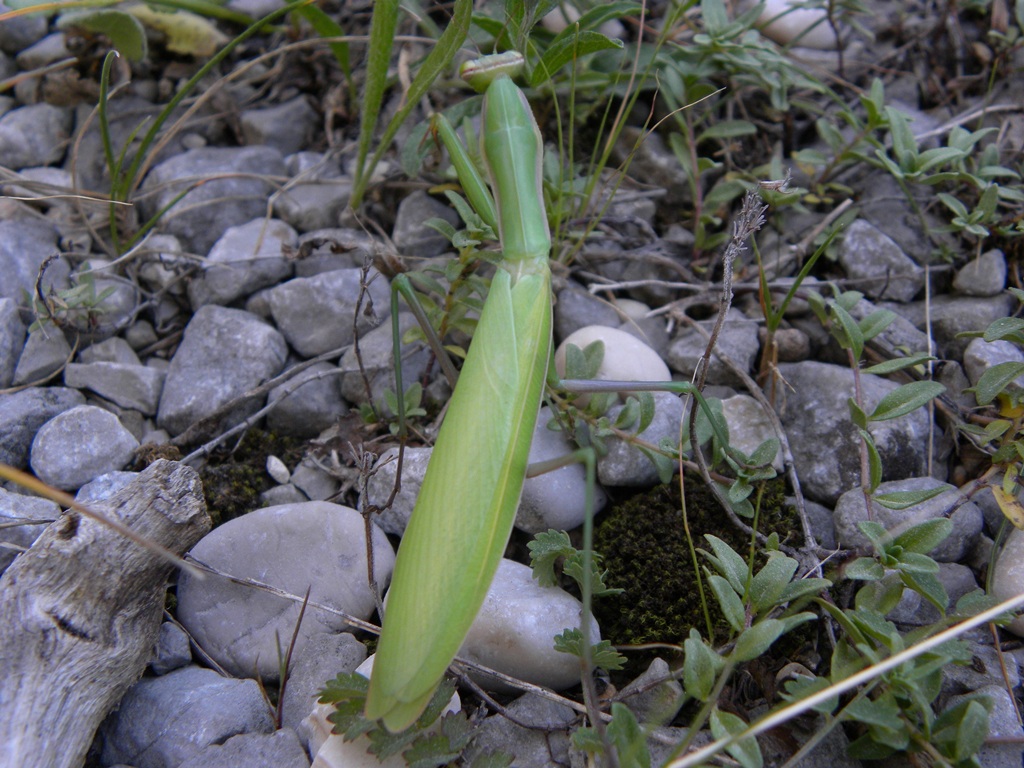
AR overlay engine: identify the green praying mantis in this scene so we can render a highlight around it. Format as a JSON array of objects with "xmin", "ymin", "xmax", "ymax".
[
  {"xmin": 364, "ymin": 51, "xmax": 554, "ymax": 732},
  {"xmin": 364, "ymin": 50, "xmax": 737, "ymax": 732}
]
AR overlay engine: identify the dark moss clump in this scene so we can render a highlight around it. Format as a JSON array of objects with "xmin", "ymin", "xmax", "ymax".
[
  {"xmin": 198, "ymin": 429, "xmax": 303, "ymax": 526},
  {"xmin": 593, "ymin": 475, "xmax": 798, "ymax": 655}
]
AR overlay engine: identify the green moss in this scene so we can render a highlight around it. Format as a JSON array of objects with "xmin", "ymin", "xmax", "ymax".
[
  {"xmin": 198, "ymin": 429, "xmax": 303, "ymax": 526},
  {"xmin": 593, "ymin": 475, "xmax": 799, "ymax": 656}
]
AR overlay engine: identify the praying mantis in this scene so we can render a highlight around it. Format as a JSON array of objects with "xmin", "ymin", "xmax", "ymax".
[
  {"xmin": 364, "ymin": 51, "xmax": 554, "ymax": 731},
  {"xmin": 364, "ymin": 51, "xmax": 743, "ymax": 732}
]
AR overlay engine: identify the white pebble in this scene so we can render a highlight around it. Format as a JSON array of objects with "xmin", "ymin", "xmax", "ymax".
[
  {"xmin": 555, "ymin": 325, "xmax": 671, "ymax": 406},
  {"xmin": 266, "ymin": 454, "xmax": 290, "ymax": 485}
]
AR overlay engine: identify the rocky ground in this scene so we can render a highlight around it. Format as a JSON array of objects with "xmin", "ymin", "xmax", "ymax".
[{"xmin": 1, "ymin": 1, "xmax": 1024, "ymax": 767}]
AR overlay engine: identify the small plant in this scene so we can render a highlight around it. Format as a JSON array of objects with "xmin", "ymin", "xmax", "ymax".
[{"xmin": 24, "ymin": 261, "xmax": 116, "ymax": 334}]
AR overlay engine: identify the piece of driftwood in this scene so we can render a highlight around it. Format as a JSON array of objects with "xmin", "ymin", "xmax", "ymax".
[{"xmin": 0, "ymin": 459, "xmax": 211, "ymax": 768}]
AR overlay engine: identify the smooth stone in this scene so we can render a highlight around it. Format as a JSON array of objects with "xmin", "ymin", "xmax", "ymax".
[
  {"xmin": 274, "ymin": 177, "xmax": 351, "ymax": 233},
  {"xmin": 757, "ymin": 0, "xmax": 841, "ymax": 49},
  {"xmin": 289, "ymin": 459, "xmax": 339, "ymax": 501},
  {"xmin": 68, "ymin": 259, "xmax": 140, "ymax": 341},
  {"xmin": 74, "ymin": 470, "xmax": 138, "ymax": 503},
  {"xmin": 921, "ymin": 293, "xmax": 1016, "ymax": 360},
  {"xmin": 78, "ymin": 336, "xmax": 140, "ymax": 365},
  {"xmin": 458, "ymin": 559, "xmax": 601, "ymax": 693},
  {"xmin": 953, "ymin": 249, "xmax": 1006, "ymax": 297},
  {"xmin": 30, "ymin": 404, "xmax": 139, "ymax": 491},
  {"xmin": 176, "ymin": 502, "xmax": 394, "ymax": 680},
  {"xmin": 266, "ymin": 268, "xmax": 391, "ymax": 358},
  {"xmin": 391, "ymin": 190, "xmax": 460, "ymax": 258},
  {"xmin": 770, "ymin": 361, "xmax": 934, "ymax": 504},
  {"xmin": 0, "ymin": 102, "xmax": 72, "ymax": 169},
  {"xmin": 462, "ymin": 693, "xmax": 575, "ymax": 767},
  {"xmin": 157, "ymin": 305, "xmax": 287, "ymax": 436},
  {"xmin": 944, "ymin": 686, "xmax": 1024, "ymax": 768},
  {"xmin": 360, "ymin": 446, "xmax": 432, "ymax": 536},
  {"xmin": 962, "ymin": 337, "xmax": 1024, "ymax": 390},
  {"xmin": 279, "ymin": 632, "xmax": 366, "ymax": 732},
  {"xmin": 0, "ymin": 297, "xmax": 25, "ymax": 387},
  {"xmin": 337, "ymin": 312, "xmax": 431, "ymax": 412},
  {"xmin": 0, "ymin": 487, "xmax": 57, "ymax": 573},
  {"xmin": 666, "ymin": 308, "xmax": 760, "ymax": 387},
  {"xmin": 293, "ymin": 228, "xmax": 377, "ymax": 276},
  {"xmin": 554, "ymin": 285, "xmax": 623, "ymax": 343},
  {"xmin": 177, "ymin": 729, "xmax": 310, "ymax": 768},
  {"xmin": 833, "ymin": 477, "xmax": 983, "ymax": 563},
  {"xmin": 617, "ymin": 657, "xmax": 684, "ymax": 725},
  {"xmin": 150, "ymin": 621, "xmax": 192, "ymax": 675},
  {"xmin": 0, "ymin": 386, "xmax": 85, "ymax": 468},
  {"xmin": 239, "ymin": 96, "xmax": 318, "ymax": 156},
  {"xmin": 555, "ymin": 324, "xmax": 671, "ymax": 406},
  {"xmin": 598, "ymin": 390, "xmax": 686, "ymax": 487},
  {"xmin": 517, "ymin": 406, "xmax": 608, "ymax": 534},
  {"xmin": 100, "ymin": 666, "xmax": 274, "ymax": 768},
  {"xmin": 12, "ymin": 326, "xmax": 70, "ymax": 386},
  {"xmin": 721, "ymin": 394, "xmax": 782, "ymax": 471},
  {"xmin": 64, "ymin": 361, "xmax": 166, "ymax": 415},
  {"xmin": 267, "ymin": 362, "xmax": 348, "ymax": 439},
  {"xmin": 838, "ymin": 219, "xmax": 923, "ymax": 302},
  {"xmin": 991, "ymin": 527, "xmax": 1024, "ymax": 636},
  {"xmin": 140, "ymin": 146, "xmax": 287, "ymax": 254},
  {"xmin": 187, "ymin": 218, "xmax": 296, "ymax": 309}
]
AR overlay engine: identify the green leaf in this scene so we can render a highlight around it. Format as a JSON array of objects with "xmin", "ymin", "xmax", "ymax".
[
  {"xmin": 637, "ymin": 391, "xmax": 656, "ymax": 434},
  {"xmin": 732, "ymin": 619, "xmax": 785, "ymax": 662},
  {"xmin": 553, "ymin": 628, "xmax": 626, "ymax": 670},
  {"xmin": 530, "ymin": 31, "xmax": 624, "ymax": 87},
  {"xmin": 57, "ymin": 10, "xmax": 147, "ymax": 61},
  {"xmin": 781, "ymin": 674, "xmax": 837, "ymax": 714},
  {"xmin": 868, "ymin": 381, "xmax": 945, "ymax": 421},
  {"xmin": 292, "ymin": 4, "xmax": 350, "ymax": 85},
  {"xmin": 895, "ymin": 551, "xmax": 940, "ymax": 574},
  {"xmin": 983, "ymin": 316, "xmax": 1024, "ymax": 343},
  {"xmin": 900, "ymin": 570, "xmax": 948, "ymax": 614},
  {"xmin": 703, "ymin": 535, "xmax": 749, "ymax": 594},
  {"xmin": 683, "ymin": 628, "xmax": 721, "ymax": 702},
  {"xmin": 748, "ymin": 438, "xmax": 780, "ymax": 468},
  {"xmin": 873, "ymin": 486, "xmax": 946, "ymax": 510},
  {"xmin": 697, "ymin": 120, "xmax": 758, "ymax": 143},
  {"xmin": 749, "ymin": 554, "xmax": 798, "ymax": 614},
  {"xmin": 845, "ymin": 557, "xmax": 884, "ymax": 581},
  {"xmin": 864, "ymin": 354, "xmax": 937, "ymax": 374},
  {"xmin": 708, "ymin": 574, "xmax": 745, "ymax": 633},
  {"xmin": 319, "ymin": 671, "xmax": 369, "ymax": 703},
  {"xmin": 528, "ymin": 530, "xmax": 574, "ymax": 587},
  {"xmin": 858, "ymin": 309, "xmax": 896, "ymax": 341},
  {"xmin": 859, "ymin": 429, "xmax": 882, "ymax": 492},
  {"xmin": 710, "ymin": 708, "xmax": 762, "ymax": 768},
  {"xmin": 844, "ymin": 691, "xmax": 901, "ymax": 728},
  {"xmin": 973, "ymin": 361, "xmax": 1024, "ymax": 405},
  {"xmin": 892, "ymin": 517, "xmax": 952, "ymax": 554},
  {"xmin": 606, "ymin": 703, "xmax": 651, "ymax": 768},
  {"xmin": 830, "ymin": 302, "xmax": 864, "ymax": 359},
  {"xmin": 849, "ymin": 398, "xmax": 869, "ymax": 430},
  {"xmin": 778, "ymin": 577, "xmax": 832, "ymax": 602}
]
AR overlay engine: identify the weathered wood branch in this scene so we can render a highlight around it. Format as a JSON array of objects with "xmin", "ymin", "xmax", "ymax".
[{"xmin": 0, "ymin": 459, "xmax": 211, "ymax": 768}]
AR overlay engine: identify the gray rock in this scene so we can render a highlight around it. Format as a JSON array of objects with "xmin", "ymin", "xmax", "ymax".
[
  {"xmin": 337, "ymin": 312, "xmax": 430, "ymax": 412},
  {"xmin": 460, "ymin": 559, "xmax": 600, "ymax": 693},
  {"xmin": 176, "ymin": 501, "xmax": 394, "ymax": 680},
  {"xmin": 187, "ymin": 218, "xmax": 296, "ymax": 308},
  {"xmin": 293, "ymin": 228, "xmax": 377, "ymax": 276},
  {"xmin": 962, "ymin": 337, "xmax": 1024, "ymax": 391},
  {"xmin": 75, "ymin": 470, "xmax": 138, "ymax": 503},
  {"xmin": 279, "ymin": 631, "xmax": 366, "ymax": 731},
  {"xmin": 0, "ymin": 103, "xmax": 72, "ymax": 169},
  {"xmin": 157, "ymin": 306, "xmax": 287, "ymax": 436},
  {"xmin": 240, "ymin": 96, "xmax": 318, "ymax": 156},
  {"xmin": 0, "ymin": 218, "xmax": 67, "ymax": 303},
  {"xmin": 140, "ymin": 146, "xmax": 287, "ymax": 254},
  {"xmin": 921, "ymin": 293, "xmax": 1016, "ymax": 360},
  {"xmin": 0, "ymin": 0, "xmax": 48, "ymax": 53},
  {"xmin": 14, "ymin": 31, "xmax": 69, "ymax": 69},
  {"xmin": 618, "ymin": 657, "xmax": 684, "ymax": 725},
  {"xmin": 667, "ymin": 308, "xmax": 760, "ymax": 387},
  {"xmin": 721, "ymin": 394, "xmax": 782, "ymax": 470},
  {"xmin": 150, "ymin": 621, "xmax": 192, "ymax": 675},
  {"xmin": 0, "ymin": 486, "xmax": 57, "ymax": 573},
  {"xmin": 837, "ymin": 219, "xmax": 924, "ymax": 302},
  {"xmin": 78, "ymin": 336, "xmax": 140, "ymax": 365},
  {"xmin": 177, "ymin": 729, "xmax": 311, "ymax": 768},
  {"xmin": 360, "ymin": 446, "xmax": 432, "ymax": 535},
  {"xmin": 99, "ymin": 665, "xmax": 274, "ymax": 768},
  {"xmin": 771, "ymin": 362, "xmax": 934, "ymax": 504},
  {"xmin": 391, "ymin": 190, "xmax": 460, "ymax": 258},
  {"xmin": 463, "ymin": 693, "xmax": 575, "ymax": 767},
  {"xmin": 12, "ymin": 326, "xmax": 70, "ymax": 386},
  {"xmin": 0, "ymin": 297, "xmax": 25, "ymax": 387},
  {"xmin": 554, "ymin": 285, "xmax": 623, "ymax": 343},
  {"xmin": 267, "ymin": 267, "xmax": 391, "ymax": 358},
  {"xmin": 943, "ymin": 640, "xmax": 1020, "ymax": 696},
  {"xmin": 1, "ymin": 166, "xmax": 74, "ymax": 212},
  {"xmin": 833, "ymin": 477, "xmax": 982, "ymax": 562},
  {"xmin": 953, "ymin": 249, "xmax": 1006, "ymax": 297},
  {"xmin": 259, "ymin": 482, "xmax": 308, "ymax": 507},
  {"xmin": 944, "ymin": 686, "xmax": 1023, "ymax": 768},
  {"xmin": 289, "ymin": 459, "xmax": 339, "ymax": 501},
  {"xmin": 0, "ymin": 386, "xmax": 85, "ymax": 468},
  {"xmin": 64, "ymin": 361, "xmax": 166, "ymax": 415},
  {"xmin": 794, "ymin": 496, "xmax": 837, "ymax": 549},
  {"xmin": 598, "ymin": 391, "xmax": 686, "ymax": 486},
  {"xmin": 273, "ymin": 177, "xmax": 351, "ymax": 233},
  {"xmin": 518, "ymin": 406, "xmax": 608, "ymax": 534},
  {"xmin": 886, "ymin": 561, "xmax": 978, "ymax": 625},
  {"xmin": 267, "ymin": 361, "xmax": 347, "ymax": 438},
  {"xmin": 30, "ymin": 404, "xmax": 139, "ymax": 491},
  {"xmin": 848, "ymin": 296, "xmax": 932, "ymax": 358},
  {"xmin": 69, "ymin": 259, "xmax": 140, "ymax": 340},
  {"xmin": 991, "ymin": 527, "xmax": 1024, "ymax": 636},
  {"xmin": 855, "ymin": 172, "xmax": 954, "ymax": 265}
]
